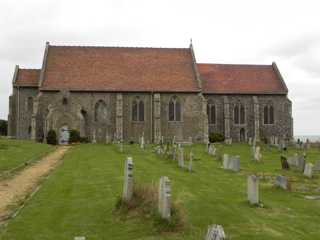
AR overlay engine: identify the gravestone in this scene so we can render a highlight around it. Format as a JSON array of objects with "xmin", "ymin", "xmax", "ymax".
[
  {"xmin": 205, "ymin": 225, "xmax": 226, "ymax": 240},
  {"xmin": 280, "ymin": 156, "xmax": 290, "ymax": 170},
  {"xmin": 140, "ymin": 135, "xmax": 145, "ymax": 149},
  {"xmin": 223, "ymin": 155, "xmax": 240, "ymax": 172},
  {"xmin": 92, "ymin": 130, "xmax": 97, "ymax": 144},
  {"xmin": 122, "ymin": 157, "xmax": 134, "ymax": 201},
  {"xmin": 188, "ymin": 150, "xmax": 193, "ymax": 172},
  {"xmin": 178, "ymin": 146, "xmax": 184, "ymax": 168},
  {"xmin": 223, "ymin": 154, "xmax": 229, "ymax": 169},
  {"xmin": 158, "ymin": 176, "xmax": 171, "ymax": 219},
  {"xmin": 254, "ymin": 146, "xmax": 262, "ymax": 162},
  {"xmin": 208, "ymin": 144, "xmax": 216, "ymax": 156},
  {"xmin": 288, "ymin": 154, "xmax": 305, "ymax": 172},
  {"xmin": 248, "ymin": 137, "xmax": 252, "ymax": 145},
  {"xmin": 225, "ymin": 138, "xmax": 232, "ymax": 145},
  {"xmin": 247, "ymin": 175, "xmax": 259, "ymax": 204},
  {"xmin": 275, "ymin": 175, "xmax": 289, "ymax": 190},
  {"xmin": 74, "ymin": 237, "xmax": 86, "ymax": 240},
  {"xmin": 314, "ymin": 160, "xmax": 320, "ymax": 171},
  {"xmin": 304, "ymin": 163, "xmax": 314, "ymax": 178}
]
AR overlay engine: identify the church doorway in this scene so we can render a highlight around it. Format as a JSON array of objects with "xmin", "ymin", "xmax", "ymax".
[
  {"xmin": 59, "ymin": 125, "xmax": 70, "ymax": 145},
  {"xmin": 240, "ymin": 128, "xmax": 246, "ymax": 142}
]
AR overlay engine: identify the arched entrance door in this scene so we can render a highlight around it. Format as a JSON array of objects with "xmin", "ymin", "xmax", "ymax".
[
  {"xmin": 59, "ymin": 125, "xmax": 70, "ymax": 145},
  {"xmin": 240, "ymin": 128, "xmax": 246, "ymax": 142}
]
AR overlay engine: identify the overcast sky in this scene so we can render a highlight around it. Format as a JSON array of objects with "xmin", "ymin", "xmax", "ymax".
[{"xmin": 0, "ymin": 0, "xmax": 319, "ymax": 136}]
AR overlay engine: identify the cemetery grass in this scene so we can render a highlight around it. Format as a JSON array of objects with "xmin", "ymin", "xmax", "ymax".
[
  {"xmin": 0, "ymin": 138, "xmax": 54, "ymax": 176},
  {"xmin": 0, "ymin": 143, "xmax": 320, "ymax": 239}
]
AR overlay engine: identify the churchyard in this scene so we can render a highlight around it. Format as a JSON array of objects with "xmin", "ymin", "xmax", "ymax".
[
  {"xmin": 0, "ymin": 137, "xmax": 54, "ymax": 176},
  {"xmin": 0, "ymin": 139, "xmax": 320, "ymax": 239}
]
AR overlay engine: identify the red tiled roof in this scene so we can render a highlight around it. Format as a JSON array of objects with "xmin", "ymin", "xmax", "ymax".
[
  {"xmin": 15, "ymin": 69, "xmax": 40, "ymax": 87},
  {"xmin": 40, "ymin": 46, "xmax": 200, "ymax": 92},
  {"xmin": 198, "ymin": 63, "xmax": 288, "ymax": 94}
]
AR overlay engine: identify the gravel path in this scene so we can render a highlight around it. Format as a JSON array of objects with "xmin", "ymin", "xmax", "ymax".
[{"xmin": 0, "ymin": 146, "xmax": 70, "ymax": 222}]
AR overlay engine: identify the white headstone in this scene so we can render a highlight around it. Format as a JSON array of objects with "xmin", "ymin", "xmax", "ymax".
[
  {"xmin": 254, "ymin": 146, "xmax": 262, "ymax": 162},
  {"xmin": 178, "ymin": 146, "xmax": 184, "ymax": 168},
  {"xmin": 92, "ymin": 129, "xmax": 97, "ymax": 144},
  {"xmin": 140, "ymin": 136, "xmax": 145, "ymax": 149},
  {"xmin": 74, "ymin": 237, "xmax": 86, "ymax": 240},
  {"xmin": 205, "ymin": 225, "xmax": 226, "ymax": 240},
  {"xmin": 248, "ymin": 137, "xmax": 252, "ymax": 145},
  {"xmin": 304, "ymin": 163, "xmax": 314, "ymax": 178},
  {"xmin": 247, "ymin": 175, "xmax": 259, "ymax": 204},
  {"xmin": 223, "ymin": 154, "xmax": 229, "ymax": 169},
  {"xmin": 158, "ymin": 176, "xmax": 171, "ymax": 219},
  {"xmin": 122, "ymin": 157, "xmax": 134, "ymax": 201},
  {"xmin": 229, "ymin": 155, "xmax": 240, "ymax": 172}
]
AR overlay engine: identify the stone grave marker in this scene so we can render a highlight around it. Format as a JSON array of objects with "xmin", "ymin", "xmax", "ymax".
[
  {"xmin": 223, "ymin": 154, "xmax": 229, "ymax": 169},
  {"xmin": 158, "ymin": 176, "xmax": 171, "ymax": 219},
  {"xmin": 74, "ymin": 237, "xmax": 86, "ymax": 240},
  {"xmin": 140, "ymin": 135, "xmax": 145, "ymax": 149},
  {"xmin": 223, "ymin": 155, "xmax": 240, "ymax": 172},
  {"xmin": 205, "ymin": 225, "xmax": 226, "ymax": 240},
  {"xmin": 188, "ymin": 150, "xmax": 193, "ymax": 172},
  {"xmin": 178, "ymin": 146, "xmax": 184, "ymax": 168},
  {"xmin": 304, "ymin": 163, "xmax": 314, "ymax": 178},
  {"xmin": 208, "ymin": 144, "xmax": 216, "ymax": 156},
  {"xmin": 225, "ymin": 138, "xmax": 232, "ymax": 145},
  {"xmin": 122, "ymin": 157, "xmax": 134, "ymax": 201},
  {"xmin": 314, "ymin": 160, "xmax": 320, "ymax": 171},
  {"xmin": 248, "ymin": 137, "xmax": 252, "ymax": 145},
  {"xmin": 92, "ymin": 129, "xmax": 97, "ymax": 144},
  {"xmin": 275, "ymin": 175, "xmax": 289, "ymax": 190},
  {"xmin": 247, "ymin": 175, "xmax": 259, "ymax": 204},
  {"xmin": 254, "ymin": 146, "xmax": 262, "ymax": 162}
]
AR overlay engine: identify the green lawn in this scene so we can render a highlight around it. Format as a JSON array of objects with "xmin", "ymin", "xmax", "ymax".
[
  {"xmin": 0, "ymin": 143, "xmax": 319, "ymax": 239},
  {"xmin": 0, "ymin": 138, "xmax": 54, "ymax": 175}
]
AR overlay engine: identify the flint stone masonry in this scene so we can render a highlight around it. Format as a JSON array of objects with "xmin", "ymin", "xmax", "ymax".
[
  {"xmin": 122, "ymin": 157, "xmax": 134, "ymax": 201},
  {"xmin": 248, "ymin": 175, "xmax": 259, "ymax": 204},
  {"xmin": 275, "ymin": 175, "xmax": 289, "ymax": 190},
  {"xmin": 158, "ymin": 176, "xmax": 171, "ymax": 219},
  {"xmin": 303, "ymin": 163, "xmax": 314, "ymax": 178},
  {"xmin": 205, "ymin": 225, "xmax": 226, "ymax": 240}
]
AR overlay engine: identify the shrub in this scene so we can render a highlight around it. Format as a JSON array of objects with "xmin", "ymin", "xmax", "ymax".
[
  {"xmin": 80, "ymin": 137, "xmax": 90, "ymax": 143},
  {"xmin": 0, "ymin": 120, "xmax": 7, "ymax": 136},
  {"xmin": 114, "ymin": 183, "xmax": 185, "ymax": 233},
  {"xmin": 46, "ymin": 130, "xmax": 57, "ymax": 145},
  {"xmin": 69, "ymin": 129, "xmax": 81, "ymax": 143},
  {"xmin": 209, "ymin": 132, "xmax": 225, "ymax": 143}
]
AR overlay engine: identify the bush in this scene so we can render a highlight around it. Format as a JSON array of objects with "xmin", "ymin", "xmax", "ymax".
[
  {"xmin": 80, "ymin": 137, "xmax": 90, "ymax": 143},
  {"xmin": 69, "ymin": 129, "xmax": 81, "ymax": 143},
  {"xmin": 46, "ymin": 130, "xmax": 57, "ymax": 145},
  {"xmin": 209, "ymin": 132, "xmax": 225, "ymax": 143}
]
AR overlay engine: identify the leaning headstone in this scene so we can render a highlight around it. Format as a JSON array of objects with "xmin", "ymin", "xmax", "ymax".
[
  {"xmin": 304, "ymin": 163, "xmax": 314, "ymax": 178},
  {"xmin": 247, "ymin": 175, "xmax": 259, "ymax": 204},
  {"xmin": 158, "ymin": 176, "xmax": 171, "ymax": 219},
  {"xmin": 205, "ymin": 225, "xmax": 226, "ymax": 240},
  {"xmin": 275, "ymin": 175, "xmax": 289, "ymax": 190},
  {"xmin": 178, "ymin": 146, "xmax": 184, "ymax": 168},
  {"xmin": 254, "ymin": 146, "xmax": 262, "ymax": 162},
  {"xmin": 122, "ymin": 157, "xmax": 134, "ymax": 201},
  {"xmin": 313, "ymin": 160, "xmax": 320, "ymax": 171},
  {"xmin": 280, "ymin": 156, "xmax": 290, "ymax": 170}
]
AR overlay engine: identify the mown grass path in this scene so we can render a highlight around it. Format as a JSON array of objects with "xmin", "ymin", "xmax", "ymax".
[
  {"xmin": 0, "ymin": 146, "xmax": 70, "ymax": 223},
  {"xmin": 0, "ymin": 143, "xmax": 319, "ymax": 240}
]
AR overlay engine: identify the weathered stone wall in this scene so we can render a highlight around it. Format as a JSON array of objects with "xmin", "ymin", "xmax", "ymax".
[
  {"xmin": 204, "ymin": 94, "xmax": 293, "ymax": 141},
  {"xmin": 9, "ymin": 87, "xmax": 39, "ymax": 139}
]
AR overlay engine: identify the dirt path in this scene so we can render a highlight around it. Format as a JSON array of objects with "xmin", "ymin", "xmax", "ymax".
[{"xmin": 0, "ymin": 146, "xmax": 70, "ymax": 222}]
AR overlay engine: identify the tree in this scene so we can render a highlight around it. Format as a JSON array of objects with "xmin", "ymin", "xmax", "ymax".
[{"xmin": 0, "ymin": 120, "xmax": 8, "ymax": 136}]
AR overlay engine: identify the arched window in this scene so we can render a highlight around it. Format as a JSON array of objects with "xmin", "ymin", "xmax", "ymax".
[
  {"xmin": 132, "ymin": 97, "xmax": 144, "ymax": 122},
  {"xmin": 264, "ymin": 104, "xmax": 274, "ymax": 124},
  {"xmin": 95, "ymin": 100, "xmax": 107, "ymax": 123},
  {"xmin": 234, "ymin": 103, "xmax": 245, "ymax": 125},
  {"xmin": 234, "ymin": 105, "xmax": 239, "ymax": 124},
  {"xmin": 207, "ymin": 103, "xmax": 216, "ymax": 124},
  {"xmin": 168, "ymin": 96, "xmax": 181, "ymax": 122},
  {"xmin": 27, "ymin": 97, "xmax": 33, "ymax": 112}
]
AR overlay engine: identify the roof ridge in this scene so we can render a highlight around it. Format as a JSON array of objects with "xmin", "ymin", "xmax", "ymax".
[
  {"xmin": 198, "ymin": 63, "xmax": 272, "ymax": 67},
  {"xmin": 49, "ymin": 44, "xmax": 189, "ymax": 50}
]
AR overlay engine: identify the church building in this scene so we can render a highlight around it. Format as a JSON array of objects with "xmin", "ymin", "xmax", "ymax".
[{"xmin": 7, "ymin": 42, "xmax": 293, "ymax": 143}]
